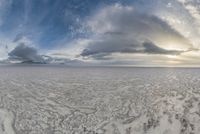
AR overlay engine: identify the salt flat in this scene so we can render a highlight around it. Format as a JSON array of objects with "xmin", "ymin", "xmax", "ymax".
[{"xmin": 0, "ymin": 65, "xmax": 200, "ymax": 134}]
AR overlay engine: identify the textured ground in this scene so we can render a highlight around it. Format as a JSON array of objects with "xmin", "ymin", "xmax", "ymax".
[{"xmin": 0, "ymin": 65, "xmax": 200, "ymax": 134}]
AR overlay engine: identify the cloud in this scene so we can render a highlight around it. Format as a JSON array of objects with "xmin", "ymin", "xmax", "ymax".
[
  {"xmin": 13, "ymin": 34, "xmax": 24, "ymax": 42},
  {"xmin": 80, "ymin": 4, "xmax": 191, "ymax": 59},
  {"xmin": 81, "ymin": 41, "xmax": 183, "ymax": 57},
  {"xmin": 142, "ymin": 41, "xmax": 183, "ymax": 55},
  {"xmin": 7, "ymin": 42, "xmax": 85, "ymax": 65},
  {"xmin": 80, "ymin": 4, "xmax": 192, "ymax": 60},
  {"xmin": 2, "ymin": 1, "xmax": 200, "ymax": 66},
  {"xmin": 8, "ymin": 43, "xmax": 45, "ymax": 63}
]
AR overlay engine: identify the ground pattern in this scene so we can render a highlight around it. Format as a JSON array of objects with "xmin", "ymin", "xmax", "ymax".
[{"xmin": 0, "ymin": 66, "xmax": 200, "ymax": 134}]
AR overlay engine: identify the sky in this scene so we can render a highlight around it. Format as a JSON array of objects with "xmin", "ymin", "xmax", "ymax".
[{"xmin": 1, "ymin": 0, "xmax": 200, "ymax": 66}]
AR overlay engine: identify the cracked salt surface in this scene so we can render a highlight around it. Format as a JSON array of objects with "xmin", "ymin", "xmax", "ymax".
[
  {"xmin": 0, "ymin": 109, "xmax": 15, "ymax": 134},
  {"xmin": 0, "ymin": 66, "xmax": 200, "ymax": 134}
]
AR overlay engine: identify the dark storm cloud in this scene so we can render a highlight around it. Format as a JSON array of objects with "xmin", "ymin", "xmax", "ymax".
[
  {"xmin": 8, "ymin": 43, "xmax": 85, "ymax": 64},
  {"xmin": 8, "ymin": 43, "xmax": 45, "ymax": 63},
  {"xmin": 81, "ymin": 41, "xmax": 183, "ymax": 58},
  {"xmin": 142, "ymin": 42, "xmax": 183, "ymax": 55},
  {"xmin": 80, "ymin": 4, "xmax": 191, "ymax": 59}
]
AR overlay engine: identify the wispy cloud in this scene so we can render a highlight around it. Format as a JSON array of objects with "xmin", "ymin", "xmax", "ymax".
[{"xmin": 0, "ymin": 0, "xmax": 12, "ymax": 26}]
